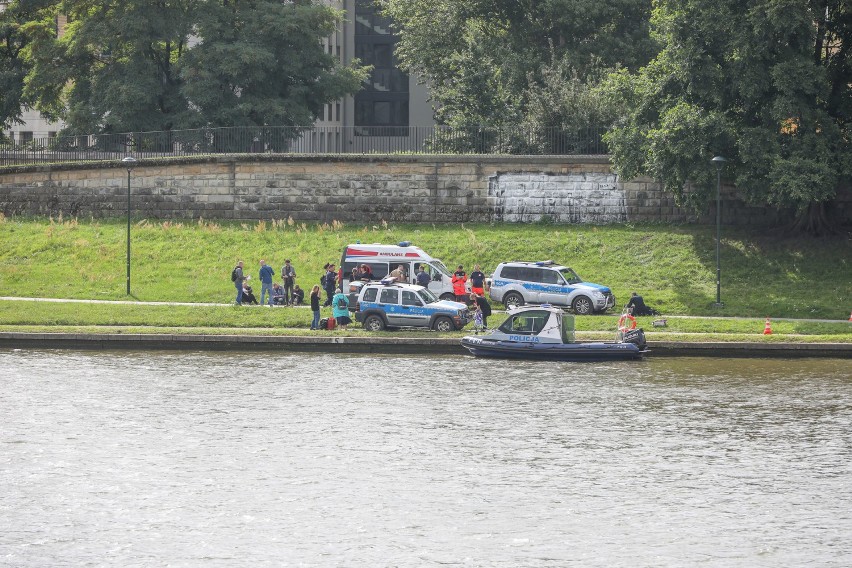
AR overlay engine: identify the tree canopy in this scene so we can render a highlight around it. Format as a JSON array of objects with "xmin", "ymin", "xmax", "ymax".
[
  {"xmin": 602, "ymin": 0, "xmax": 851, "ymax": 232},
  {"xmin": 378, "ymin": 0, "xmax": 656, "ymax": 135},
  {"xmin": 1, "ymin": 0, "xmax": 366, "ymax": 134},
  {"xmin": 0, "ymin": 0, "xmax": 57, "ymax": 140}
]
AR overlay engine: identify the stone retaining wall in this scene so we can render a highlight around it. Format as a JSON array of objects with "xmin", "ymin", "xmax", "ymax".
[{"xmin": 1, "ymin": 155, "xmax": 849, "ymax": 226}]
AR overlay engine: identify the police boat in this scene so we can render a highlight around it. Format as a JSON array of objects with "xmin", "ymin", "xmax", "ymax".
[{"xmin": 460, "ymin": 304, "xmax": 647, "ymax": 361}]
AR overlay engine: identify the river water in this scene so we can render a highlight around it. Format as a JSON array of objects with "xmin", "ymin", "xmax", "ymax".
[{"xmin": 1, "ymin": 350, "xmax": 850, "ymax": 567}]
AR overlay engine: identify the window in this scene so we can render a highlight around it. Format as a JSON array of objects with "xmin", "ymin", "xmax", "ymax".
[
  {"xmin": 401, "ymin": 290, "xmax": 422, "ymax": 306},
  {"xmin": 540, "ymin": 269, "xmax": 563, "ymax": 285},
  {"xmin": 355, "ymin": 0, "xmax": 409, "ymax": 132},
  {"xmin": 362, "ymin": 287, "xmax": 378, "ymax": 302},
  {"xmin": 498, "ymin": 310, "xmax": 551, "ymax": 335},
  {"xmin": 500, "ymin": 266, "xmax": 519, "ymax": 280},
  {"xmin": 379, "ymin": 288, "xmax": 399, "ymax": 304}
]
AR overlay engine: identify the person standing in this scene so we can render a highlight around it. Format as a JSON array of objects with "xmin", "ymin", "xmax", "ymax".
[
  {"xmin": 331, "ymin": 287, "xmax": 351, "ymax": 330},
  {"xmin": 281, "ymin": 259, "xmax": 296, "ymax": 306},
  {"xmin": 416, "ymin": 264, "xmax": 431, "ymax": 287},
  {"xmin": 258, "ymin": 259, "xmax": 275, "ymax": 306},
  {"xmin": 469, "ymin": 264, "xmax": 486, "ymax": 296},
  {"xmin": 232, "ymin": 261, "xmax": 246, "ymax": 305},
  {"xmin": 323, "ymin": 263, "xmax": 337, "ymax": 306},
  {"xmin": 309, "ymin": 285, "xmax": 322, "ymax": 330},
  {"xmin": 452, "ymin": 264, "xmax": 467, "ymax": 302}
]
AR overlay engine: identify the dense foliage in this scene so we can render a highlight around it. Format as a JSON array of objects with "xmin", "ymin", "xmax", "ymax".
[
  {"xmin": 0, "ymin": 0, "xmax": 56, "ymax": 139},
  {"xmin": 379, "ymin": 0, "xmax": 656, "ymax": 151},
  {"xmin": 0, "ymin": 0, "xmax": 367, "ymax": 134},
  {"xmin": 602, "ymin": 0, "xmax": 852, "ymax": 232}
]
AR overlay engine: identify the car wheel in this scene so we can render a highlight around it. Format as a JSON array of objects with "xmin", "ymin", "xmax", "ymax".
[
  {"xmin": 363, "ymin": 314, "xmax": 386, "ymax": 332},
  {"xmin": 503, "ymin": 292, "xmax": 524, "ymax": 310},
  {"xmin": 432, "ymin": 316, "xmax": 455, "ymax": 332},
  {"xmin": 440, "ymin": 293, "xmax": 455, "ymax": 301},
  {"xmin": 572, "ymin": 296, "xmax": 593, "ymax": 315}
]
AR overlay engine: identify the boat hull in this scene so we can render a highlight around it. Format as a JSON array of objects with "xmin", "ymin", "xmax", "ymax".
[{"xmin": 461, "ymin": 337, "xmax": 644, "ymax": 361}]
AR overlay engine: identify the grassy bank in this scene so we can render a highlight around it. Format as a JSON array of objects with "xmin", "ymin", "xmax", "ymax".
[
  {"xmin": 1, "ymin": 216, "xmax": 850, "ymax": 323},
  {"xmin": 0, "ymin": 299, "xmax": 849, "ymax": 343}
]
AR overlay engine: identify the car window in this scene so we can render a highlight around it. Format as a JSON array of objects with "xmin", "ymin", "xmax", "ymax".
[
  {"xmin": 362, "ymin": 287, "xmax": 378, "ymax": 302},
  {"xmin": 401, "ymin": 290, "xmax": 422, "ymax": 306},
  {"xmin": 523, "ymin": 268, "xmax": 544, "ymax": 283},
  {"xmin": 417, "ymin": 288, "xmax": 438, "ymax": 304},
  {"xmin": 379, "ymin": 288, "xmax": 399, "ymax": 304},
  {"xmin": 559, "ymin": 267, "xmax": 582, "ymax": 284},
  {"xmin": 540, "ymin": 269, "xmax": 562, "ymax": 284},
  {"xmin": 500, "ymin": 266, "xmax": 519, "ymax": 280}
]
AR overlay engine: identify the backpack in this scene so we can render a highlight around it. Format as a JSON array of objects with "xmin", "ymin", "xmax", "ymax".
[
  {"xmin": 336, "ymin": 296, "xmax": 347, "ymax": 309},
  {"xmin": 320, "ymin": 274, "xmax": 326, "ymax": 287},
  {"xmin": 231, "ymin": 267, "xmax": 238, "ymax": 282}
]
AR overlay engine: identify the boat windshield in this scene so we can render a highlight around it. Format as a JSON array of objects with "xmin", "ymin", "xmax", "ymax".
[
  {"xmin": 560, "ymin": 267, "xmax": 582, "ymax": 284},
  {"xmin": 418, "ymin": 288, "xmax": 438, "ymax": 304},
  {"xmin": 498, "ymin": 310, "xmax": 552, "ymax": 335}
]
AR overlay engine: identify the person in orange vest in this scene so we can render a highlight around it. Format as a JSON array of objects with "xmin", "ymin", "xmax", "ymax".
[{"xmin": 452, "ymin": 265, "xmax": 468, "ymax": 302}]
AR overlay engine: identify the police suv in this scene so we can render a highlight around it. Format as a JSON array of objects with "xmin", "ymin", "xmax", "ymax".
[
  {"xmin": 354, "ymin": 280, "xmax": 471, "ymax": 332},
  {"xmin": 489, "ymin": 260, "xmax": 616, "ymax": 315}
]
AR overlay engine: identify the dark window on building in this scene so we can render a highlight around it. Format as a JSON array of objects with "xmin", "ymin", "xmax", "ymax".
[{"xmin": 354, "ymin": 0, "xmax": 409, "ymax": 134}]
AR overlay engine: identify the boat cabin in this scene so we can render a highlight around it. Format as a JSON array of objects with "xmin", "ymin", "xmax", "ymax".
[{"xmin": 495, "ymin": 305, "xmax": 575, "ymax": 343}]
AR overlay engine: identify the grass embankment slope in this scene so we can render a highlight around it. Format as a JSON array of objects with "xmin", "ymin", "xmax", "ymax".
[{"xmin": 0, "ymin": 216, "xmax": 849, "ymax": 341}]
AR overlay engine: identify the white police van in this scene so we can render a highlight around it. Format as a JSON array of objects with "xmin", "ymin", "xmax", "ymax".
[
  {"xmin": 340, "ymin": 242, "xmax": 461, "ymax": 300},
  {"xmin": 489, "ymin": 260, "xmax": 616, "ymax": 315}
]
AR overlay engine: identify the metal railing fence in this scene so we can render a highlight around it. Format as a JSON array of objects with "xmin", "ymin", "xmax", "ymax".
[{"xmin": 0, "ymin": 125, "xmax": 608, "ymax": 167}]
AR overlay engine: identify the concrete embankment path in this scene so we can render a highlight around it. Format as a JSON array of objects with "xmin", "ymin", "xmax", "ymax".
[{"xmin": 1, "ymin": 297, "xmax": 850, "ymax": 358}]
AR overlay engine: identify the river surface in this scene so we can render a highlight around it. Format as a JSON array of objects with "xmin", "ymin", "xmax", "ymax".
[{"xmin": 1, "ymin": 350, "xmax": 850, "ymax": 567}]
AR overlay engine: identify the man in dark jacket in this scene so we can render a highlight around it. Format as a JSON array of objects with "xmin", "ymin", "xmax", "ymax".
[
  {"xmin": 626, "ymin": 292, "xmax": 656, "ymax": 316},
  {"xmin": 323, "ymin": 264, "xmax": 337, "ymax": 306}
]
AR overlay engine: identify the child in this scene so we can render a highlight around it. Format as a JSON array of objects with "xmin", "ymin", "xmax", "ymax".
[{"xmin": 472, "ymin": 300, "xmax": 484, "ymax": 333}]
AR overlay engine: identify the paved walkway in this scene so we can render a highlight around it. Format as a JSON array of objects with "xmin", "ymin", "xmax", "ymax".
[{"xmin": 1, "ymin": 296, "xmax": 850, "ymax": 324}]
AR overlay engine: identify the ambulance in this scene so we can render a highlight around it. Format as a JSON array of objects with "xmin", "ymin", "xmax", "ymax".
[{"xmin": 339, "ymin": 242, "xmax": 461, "ymax": 300}]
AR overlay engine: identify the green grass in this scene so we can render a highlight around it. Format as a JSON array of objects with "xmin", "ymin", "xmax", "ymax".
[
  {"xmin": 0, "ymin": 300, "xmax": 848, "ymax": 342},
  {"xmin": 0, "ymin": 216, "xmax": 850, "ymax": 328}
]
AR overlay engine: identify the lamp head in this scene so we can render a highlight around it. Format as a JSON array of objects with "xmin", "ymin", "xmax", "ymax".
[
  {"xmin": 122, "ymin": 156, "xmax": 137, "ymax": 171},
  {"xmin": 711, "ymin": 155, "xmax": 727, "ymax": 170}
]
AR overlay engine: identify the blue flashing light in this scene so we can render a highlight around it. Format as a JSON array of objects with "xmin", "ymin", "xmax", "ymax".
[{"xmin": 398, "ymin": 241, "xmax": 411, "ymax": 247}]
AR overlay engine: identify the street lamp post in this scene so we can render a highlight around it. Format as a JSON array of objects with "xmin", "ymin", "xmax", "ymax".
[
  {"xmin": 711, "ymin": 156, "xmax": 727, "ymax": 307},
  {"xmin": 122, "ymin": 156, "xmax": 137, "ymax": 295}
]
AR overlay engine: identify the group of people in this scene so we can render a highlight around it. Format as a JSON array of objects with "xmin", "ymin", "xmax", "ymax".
[
  {"xmin": 447, "ymin": 263, "xmax": 491, "ymax": 331},
  {"xmin": 231, "ymin": 258, "xmax": 493, "ymax": 331},
  {"xmin": 232, "ymin": 259, "xmax": 304, "ymax": 307},
  {"xmin": 311, "ymin": 262, "xmax": 352, "ymax": 330}
]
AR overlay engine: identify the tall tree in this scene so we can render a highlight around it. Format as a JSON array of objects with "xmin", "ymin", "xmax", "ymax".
[
  {"xmin": 179, "ymin": 0, "xmax": 366, "ymax": 128},
  {"xmin": 602, "ymin": 0, "xmax": 851, "ymax": 233},
  {"xmin": 378, "ymin": 0, "xmax": 656, "ymax": 130},
  {"xmin": 18, "ymin": 0, "xmax": 367, "ymax": 134},
  {"xmin": 0, "ymin": 0, "xmax": 57, "ymax": 140}
]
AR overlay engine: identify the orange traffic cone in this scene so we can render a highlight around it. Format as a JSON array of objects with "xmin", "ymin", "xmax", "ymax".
[{"xmin": 763, "ymin": 318, "xmax": 772, "ymax": 335}]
